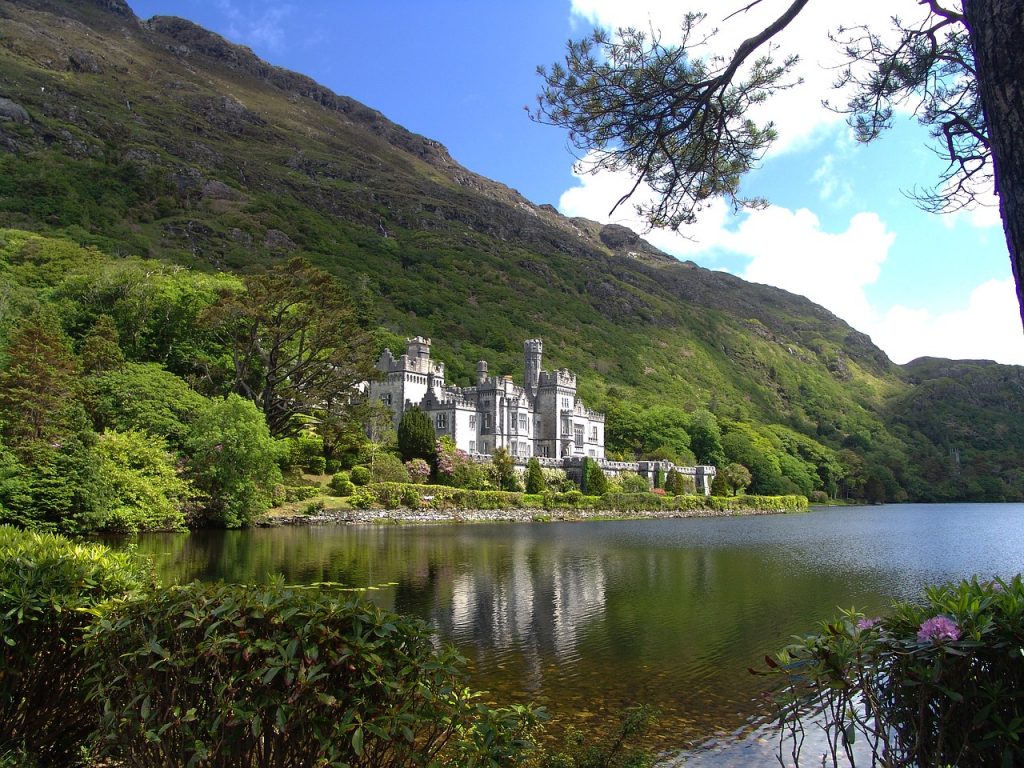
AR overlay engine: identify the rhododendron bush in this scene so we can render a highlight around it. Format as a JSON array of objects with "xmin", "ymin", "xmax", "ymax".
[{"xmin": 768, "ymin": 576, "xmax": 1024, "ymax": 767}]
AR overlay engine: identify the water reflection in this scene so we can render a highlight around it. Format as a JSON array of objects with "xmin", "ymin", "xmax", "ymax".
[{"xmin": 123, "ymin": 504, "xmax": 1024, "ymax": 758}]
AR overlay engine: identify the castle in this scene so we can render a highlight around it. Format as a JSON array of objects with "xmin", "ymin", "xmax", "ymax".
[
  {"xmin": 370, "ymin": 337, "xmax": 605, "ymax": 460},
  {"xmin": 369, "ymin": 337, "xmax": 716, "ymax": 494}
]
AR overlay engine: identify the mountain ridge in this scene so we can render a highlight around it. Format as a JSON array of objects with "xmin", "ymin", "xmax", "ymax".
[{"xmin": 1, "ymin": 0, "xmax": 1022, "ymax": 501}]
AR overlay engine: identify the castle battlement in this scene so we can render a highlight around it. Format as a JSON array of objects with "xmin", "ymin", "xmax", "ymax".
[
  {"xmin": 539, "ymin": 369, "xmax": 577, "ymax": 388},
  {"xmin": 369, "ymin": 337, "xmax": 604, "ymax": 462}
]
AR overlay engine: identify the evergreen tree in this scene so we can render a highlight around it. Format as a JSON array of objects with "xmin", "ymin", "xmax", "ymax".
[
  {"xmin": 397, "ymin": 407, "xmax": 436, "ymax": 463},
  {"xmin": 0, "ymin": 313, "xmax": 82, "ymax": 455},
  {"xmin": 525, "ymin": 457, "xmax": 545, "ymax": 494},
  {"xmin": 585, "ymin": 458, "xmax": 608, "ymax": 496},
  {"xmin": 665, "ymin": 467, "xmax": 682, "ymax": 495},
  {"xmin": 79, "ymin": 314, "xmax": 125, "ymax": 375}
]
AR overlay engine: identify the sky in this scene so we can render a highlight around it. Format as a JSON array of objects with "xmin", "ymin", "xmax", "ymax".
[{"xmin": 125, "ymin": 0, "xmax": 1024, "ymax": 366}]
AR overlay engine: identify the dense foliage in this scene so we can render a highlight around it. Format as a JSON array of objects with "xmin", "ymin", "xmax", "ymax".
[
  {"xmin": 87, "ymin": 579, "xmax": 541, "ymax": 768},
  {"xmin": 0, "ymin": 526, "xmax": 150, "ymax": 765},
  {"xmin": 771, "ymin": 577, "xmax": 1024, "ymax": 767}
]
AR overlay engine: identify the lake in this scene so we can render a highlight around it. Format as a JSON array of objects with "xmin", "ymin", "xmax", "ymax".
[{"xmin": 124, "ymin": 503, "xmax": 1024, "ymax": 764}]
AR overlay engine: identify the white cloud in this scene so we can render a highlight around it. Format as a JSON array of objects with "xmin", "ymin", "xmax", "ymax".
[
  {"xmin": 558, "ymin": 156, "xmax": 1024, "ymax": 365},
  {"xmin": 870, "ymin": 279, "xmax": 1024, "ymax": 365},
  {"xmin": 733, "ymin": 208, "xmax": 893, "ymax": 332},
  {"xmin": 216, "ymin": 0, "xmax": 294, "ymax": 52},
  {"xmin": 567, "ymin": 0, "xmax": 920, "ymax": 156}
]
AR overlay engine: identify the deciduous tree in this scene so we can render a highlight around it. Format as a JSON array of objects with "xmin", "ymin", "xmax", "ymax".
[{"xmin": 204, "ymin": 258, "xmax": 378, "ymax": 436}]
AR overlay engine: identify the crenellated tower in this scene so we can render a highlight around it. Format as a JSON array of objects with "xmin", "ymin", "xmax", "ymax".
[{"xmin": 524, "ymin": 338, "xmax": 543, "ymax": 396}]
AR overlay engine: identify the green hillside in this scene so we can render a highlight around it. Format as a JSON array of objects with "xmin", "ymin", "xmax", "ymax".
[{"xmin": 0, "ymin": 0, "xmax": 1021, "ymax": 503}]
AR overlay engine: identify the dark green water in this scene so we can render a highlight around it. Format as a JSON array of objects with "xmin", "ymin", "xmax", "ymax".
[{"xmin": 122, "ymin": 504, "xmax": 1024, "ymax": 762}]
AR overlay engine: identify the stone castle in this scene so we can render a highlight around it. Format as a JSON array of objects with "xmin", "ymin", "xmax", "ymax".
[
  {"xmin": 370, "ymin": 337, "xmax": 605, "ymax": 460},
  {"xmin": 369, "ymin": 337, "xmax": 716, "ymax": 494}
]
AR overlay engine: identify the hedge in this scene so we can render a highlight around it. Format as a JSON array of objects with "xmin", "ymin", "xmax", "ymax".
[{"xmin": 348, "ymin": 484, "xmax": 807, "ymax": 515}]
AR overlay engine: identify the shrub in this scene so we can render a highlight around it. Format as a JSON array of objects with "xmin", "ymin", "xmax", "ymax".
[
  {"xmin": 371, "ymin": 453, "xmax": 410, "ymax": 484},
  {"xmin": 304, "ymin": 455, "xmax": 327, "ymax": 475},
  {"xmin": 329, "ymin": 472, "xmax": 353, "ymax": 495},
  {"xmin": 525, "ymin": 457, "xmax": 545, "ymax": 494},
  {"xmin": 405, "ymin": 458, "xmax": 431, "ymax": 484},
  {"xmin": 0, "ymin": 526, "xmax": 149, "ymax": 766},
  {"xmin": 303, "ymin": 499, "xmax": 325, "ymax": 515},
  {"xmin": 618, "ymin": 472, "xmax": 649, "ymax": 494},
  {"xmin": 85, "ymin": 581, "xmax": 541, "ymax": 767},
  {"xmin": 771, "ymin": 576, "xmax": 1024, "ymax": 767},
  {"xmin": 283, "ymin": 485, "xmax": 319, "ymax": 503},
  {"xmin": 350, "ymin": 465, "xmax": 371, "ymax": 486}
]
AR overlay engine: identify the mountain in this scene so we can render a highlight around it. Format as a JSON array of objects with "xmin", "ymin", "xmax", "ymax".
[{"xmin": 1, "ymin": 0, "xmax": 1022, "ymax": 501}]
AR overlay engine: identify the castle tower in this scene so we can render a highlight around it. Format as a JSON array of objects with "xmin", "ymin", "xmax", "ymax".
[
  {"xmin": 476, "ymin": 360, "xmax": 489, "ymax": 384},
  {"xmin": 524, "ymin": 338, "xmax": 543, "ymax": 395},
  {"xmin": 407, "ymin": 336, "xmax": 431, "ymax": 363}
]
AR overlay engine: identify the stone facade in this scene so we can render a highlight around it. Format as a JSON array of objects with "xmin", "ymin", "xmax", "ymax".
[
  {"xmin": 369, "ymin": 337, "xmax": 716, "ymax": 495},
  {"xmin": 371, "ymin": 337, "xmax": 605, "ymax": 460}
]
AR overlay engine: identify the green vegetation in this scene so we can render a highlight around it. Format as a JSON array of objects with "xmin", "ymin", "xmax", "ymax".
[
  {"xmin": 771, "ymin": 576, "xmax": 1024, "ymax": 766},
  {"xmin": 0, "ymin": 0, "xmax": 1018, "ymax": 522},
  {"xmin": 0, "ymin": 526, "xmax": 543, "ymax": 767},
  {"xmin": 0, "ymin": 526, "xmax": 151, "ymax": 765}
]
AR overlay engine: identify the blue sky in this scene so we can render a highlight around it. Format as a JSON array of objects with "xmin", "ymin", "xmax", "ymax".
[{"xmin": 126, "ymin": 0, "xmax": 1024, "ymax": 365}]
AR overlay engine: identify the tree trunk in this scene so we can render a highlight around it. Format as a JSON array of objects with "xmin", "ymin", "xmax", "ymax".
[{"xmin": 963, "ymin": 0, "xmax": 1024, "ymax": 330}]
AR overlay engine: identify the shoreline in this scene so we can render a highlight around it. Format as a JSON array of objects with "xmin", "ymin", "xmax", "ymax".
[{"xmin": 259, "ymin": 504, "xmax": 796, "ymax": 527}]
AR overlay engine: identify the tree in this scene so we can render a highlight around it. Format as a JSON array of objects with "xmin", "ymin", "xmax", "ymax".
[
  {"xmin": 185, "ymin": 394, "xmax": 282, "ymax": 528},
  {"xmin": 688, "ymin": 409, "xmax": 726, "ymax": 467},
  {"xmin": 722, "ymin": 462, "xmax": 753, "ymax": 496},
  {"xmin": 79, "ymin": 314, "xmax": 124, "ymax": 375},
  {"xmin": 536, "ymin": 1, "xmax": 1024, "ymax": 328},
  {"xmin": 90, "ymin": 430, "xmax": 192, "ymax": 533},
  {"xmin": 584, "ymin": 457, "xmax": 609, "ymax": 496},
  {"xmin": 203, "ymin": 258, "xmax": 378, "ymax": 436},
  {"xmin": 87, "ymin": 362, "xmax": 211, "ymax": 452},
  {"xmin": 0, "ymin": 313, "xmax": 83, "ymax": 455},
  {"xmin": 525, "ymin": 457, "xmax": 546, "ymax": 493},
  {"xmin": 397, "ymin": 407, "xmax": 437, "ymax": 463},
  {"xmin": 490, "ymin": 446, "xmax": 518, "ymax": 491}
]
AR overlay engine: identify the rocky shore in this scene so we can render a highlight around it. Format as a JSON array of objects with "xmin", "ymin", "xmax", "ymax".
[{"xmin": 260, "ymin": 505, "xmax": 793, "ymax": 527}]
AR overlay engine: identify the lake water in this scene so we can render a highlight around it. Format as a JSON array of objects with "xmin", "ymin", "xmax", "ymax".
[{"xmin": 125, "ymin": 503, "xmax": 1024, "ymax": 764}]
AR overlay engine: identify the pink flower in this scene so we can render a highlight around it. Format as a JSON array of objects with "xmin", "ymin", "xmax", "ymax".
[
  {"xmin": 917, "ymin": 615, "xmax": 960, "ymax": 643},
  {"xmin": 856, "ymin": 617, "xmax": 880, "ymax": 631}
]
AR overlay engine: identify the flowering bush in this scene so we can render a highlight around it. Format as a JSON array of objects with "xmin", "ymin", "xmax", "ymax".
[
  {"xmin": 405, "ymin": 458, "xmax": 431, "ymax": 484},
  {"xmin": 770, "ymin": 576, "xmax": 1024, "ymax": 767}
]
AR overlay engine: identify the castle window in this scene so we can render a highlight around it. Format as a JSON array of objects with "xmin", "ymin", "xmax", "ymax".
[
  {"xmin": 436, "ymin": 413, "xmax": 448, "ymax": 430},
  {"xmin": 518, "ymin": 414, "xmax": 528, "ymax": 431},
  {"xmin": 381, "ymin": 393, "xmax": 392, "ymax": 406},
  {"xmin": 574, "ymin": 425, "xmax": 584, "ymax": 446},
  {"xmin": 469, "ymin": 440, "xmax": 476, "ymax": 453},
  {"xmin": 588, "ymin": 449, "xmax": 596, "ymax": 457},
  {"xmin": 469, "ymin": 414, "xmax": 477, "ymax": 428},
  {"xmin": 591, "ymin": 426, "xmax": 598, "ymax": 442}
]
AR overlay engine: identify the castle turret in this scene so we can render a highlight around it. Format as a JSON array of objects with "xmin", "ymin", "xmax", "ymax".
[
  {"xmin": 524, "ymin": 338, "xmax": 543, "ymax": 395},
  {"xmin": 476, "ymin": 360, "xmax": 488, "ymax": 385},
  {"xmin": 407, "ymin": 336, "xmax": 431, "ymax": 362}
]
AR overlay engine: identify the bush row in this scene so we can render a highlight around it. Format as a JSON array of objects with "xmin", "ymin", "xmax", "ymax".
[
  {"xmin": 349, "ymin": 484, "xmax": 808, "ymax": 514},
  {"xmin": 0, "ymin": 526, "xmax": 541, "ymax": 767}
]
